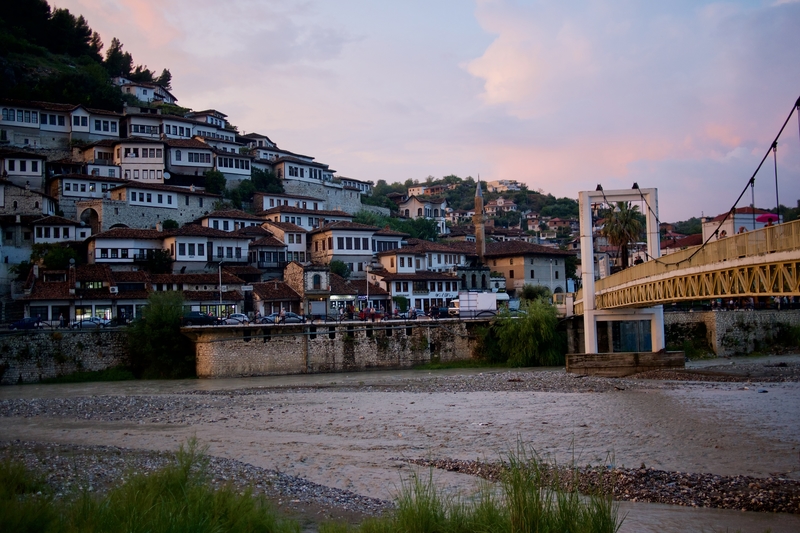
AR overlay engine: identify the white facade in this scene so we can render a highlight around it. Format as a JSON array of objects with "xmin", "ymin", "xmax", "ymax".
[{"xmin": 114, "ymin": 141, "xmax": 165, "ymax": 182}]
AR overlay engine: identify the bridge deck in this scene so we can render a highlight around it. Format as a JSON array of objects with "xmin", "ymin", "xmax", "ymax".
[{"xmin": 575, "ymin": 219, "xmax": 800, "ymax": 313}]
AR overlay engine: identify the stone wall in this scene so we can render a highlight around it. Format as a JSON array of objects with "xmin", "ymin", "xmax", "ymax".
[
  {"xmin": 0, "ymin": 329, "xmax": 129, "ymax": 385},
  {"xmin": 664, "ymin": 310, "xmax": 800, "ymax": 357},
  {"xmin": 281, "ymin": 180, "xmax": 373, "ymax": 216},
  {"xmin": 188, "ymin": 320, "xmax": 483, "ymax": 378},
  {"xmin": 77, "ymin": 198, "xmax": 214, "ymax": 231}
]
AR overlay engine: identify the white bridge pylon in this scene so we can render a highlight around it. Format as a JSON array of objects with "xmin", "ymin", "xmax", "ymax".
[{"xmin": 578, "ymin": 187, "xmax": 664, "ymax": 354}]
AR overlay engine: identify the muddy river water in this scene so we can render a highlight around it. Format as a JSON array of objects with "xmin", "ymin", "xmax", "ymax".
[{"xmin": 1, "ymin": 360, "xmax": 799, "ymax": 533}]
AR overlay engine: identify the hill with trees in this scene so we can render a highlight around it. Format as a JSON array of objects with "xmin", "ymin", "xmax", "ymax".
[{"xmin": 0, "ymin": 0, "xmax": 171, "ymax": 111}]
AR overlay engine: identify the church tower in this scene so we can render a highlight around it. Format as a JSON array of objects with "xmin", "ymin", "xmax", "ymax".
[{"xmin": 473, "ymin": 176, "xmax": 486, "ymax": 265}]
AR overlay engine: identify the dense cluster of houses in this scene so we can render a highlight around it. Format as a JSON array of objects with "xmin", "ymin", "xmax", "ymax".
[{"xmin": 0, "ymin": 82, "xmax": 576, "ymax": 324}]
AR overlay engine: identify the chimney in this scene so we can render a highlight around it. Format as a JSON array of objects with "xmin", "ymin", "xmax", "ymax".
[{"xmin": 156, "ymin": 221, "xmax": 163, "ymax": 232}]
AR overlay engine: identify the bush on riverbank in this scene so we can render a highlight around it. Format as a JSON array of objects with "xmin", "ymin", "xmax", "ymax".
[
  {"xmin": 320, "ymin": 446, "xmax": 621, "ymax": 533},
  {"xmin": 476, "ymin": 299, "xmax": 566, "ymax": 367},
  {"xmin": 128, "ymin": 292, "xmax": 196, "ymax": 379},
  {"xmin": 0, "ymin": 440, "xmax": 299, "ymax": 533}
]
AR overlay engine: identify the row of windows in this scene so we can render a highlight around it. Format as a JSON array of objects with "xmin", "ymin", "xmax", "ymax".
[
  {"xmin": 268, "ymin": 198, "xmax": 320, "ymax": 210},
  {"xmin": 43, "ymin": 114, "xmax": 66, "ymax": 126},
  {"xmin": 210, "ymin": 246, "xmax": 243, "ymax": 259},
  {"xmin": 35, "ymin": 226, "xmax": 70, "ymax": 239},
  {"xmin": 217, "ymin": 157, "xmax": 250, "ymax": 170},
  {"xmin": 124, "ymin": 169, "xmax": 163, "ymax": 180},
  {"xmin": 338, "ymin": 236, "xmax": 370, "ymax": 251},
  {"xmin": 131, "ymin": 124, "xmax": 157, "ymax": 134},
  {"xmin": 5, "ymin": 160, "xmax": 39, "ymax": 173},
  {"xmin": 196, "ymin": 129, "xmax": 234, "ymax": 141},
  {"xmin": 393, "ymin": 281, "xmax": 458, "ymax": 293},
  {"xmin": 74, "ymin": 116, "xmax": 89, "ymax": 127},
  {"xmin": 2, "ymin": 108, "xmax": 39, "ymax": 124},
  {"xmin": 177, "ymin": 243, "xmax": 206, "ymax": 257},
  {"xmin": 281, "ymin": 215, "xmax": 322, "ymax": 226},
  {"xmin": 123, "ymin": 147, "xmax": 163, "ymax": 158},
  {"xmin": 287, "ymin": 233, "xmax": 303, "ymax": 244},
  {"xmin": 130, "ymin": 191, "xmax": 173, "ymax": 205},
  {"xmin": 64, "ymin": 182, "xmax": 111, "ymax": 193},
  {"xmin": 211, "ymin": 220, "xmax": 258, "ymax": 231},
  {"xmin": 188, "ymin": 152, "xmax": 211, "ymax": 163},
  {"xmin": 94, "ymin": 120, "xmax": 118, "ymax": 133}
]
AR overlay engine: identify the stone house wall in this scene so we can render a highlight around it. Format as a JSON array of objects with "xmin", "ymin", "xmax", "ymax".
[
  {"xmin": 190, "ymin": 320, "xmax": 482, "ymax": 378},
  {"xmin": 664, "ymin": 310, "xmax": 800, "ymax": 357},
  {"xmin": 0, "ymin": 329, "xmax": 128, "ymax": 384},
  {"xmin": 77, "ymin": 199, "xmax": 214, "ymax": 231}
]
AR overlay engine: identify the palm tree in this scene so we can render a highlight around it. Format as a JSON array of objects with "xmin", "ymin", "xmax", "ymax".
[{"xmin": 602, "ymin": 202, "xmax": 643, "ymax": 270}]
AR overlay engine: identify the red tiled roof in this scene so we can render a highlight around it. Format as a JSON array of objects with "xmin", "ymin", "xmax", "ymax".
[
  {"xmin": 251, "ymin": 281, "xmax": 301, "ymax": 301},
  {"xmin": 348, "ymin": 278, "xmax": 389, "ymax": 296},
  {"xmin": 709, "ymin": 207, "xmax": 772, "ymax": 223},
  {"xmin": 330, "ymin": 273, "xmax": 357, "ymax": 295},
  {"xmin": 258, "ymin": 206, "xmax": 352, "ymax": 218},
  {"xmin": 310, "ymin": 221, "xmax": 380, "ymax": 234},
  {"xmin": 49, "ymin": 173, "xmax": 128, "ymax": 184},
  {"xmin": 111, "ymin": 270, "xmax": 150, "ymax": 282},
  {"xmin": 75, "ymin": 264, "xmax": 113, "ymax": 282},
  {"xmin": 223, "ymin": 265, "xmax": 261, "ymax": 276},
  {"xmin": 89, "ymin": 228, "xmax": 164, "ymax": 240},
  {"xmin": 485, "ymin": 241, "xmax": 572, "ymax": 258},
  {"xmin": 32, "ymin": 216, "xmax": 81, "ymax": 226},
  {"xmin": 200, "ymin": 209, "xmax": 263, "ymax": 221},
  {"xmin": 232, "ymin": 225, "xmax": 272, "ymax": 237},
  {"xmin": 250, "ymin": 236, "xmax": 286, "ymax": 248},
  {"xmin": 374, "ymin": 226, "xmax": 409, "ymax": 237},
  {"xmin": 263, "ymin": 220, "xmax": 307, "ymax": 232},
  {"xmin": 0, "ymin": 148, "xmax": 48, "ymax": 159},
  {"xmin": 661, "ymin": 234, "xmax": 703, "ymax": 249},
  {"xmin": 166, "ymin": 224, "xmax": 244, "ymax": 238},
  {"xmin": 109, "ymin": 181, "xmax": 222, "ymax": 197},
  {"xmin": 164, "ymin": 138, "xmax": 213, "ymax": 149},
  {"xmin": 150, "ymin": 272, "xmax": 244, "ymax": 285}
]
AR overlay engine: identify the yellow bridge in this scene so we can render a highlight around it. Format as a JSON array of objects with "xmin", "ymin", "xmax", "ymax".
[{"xmin": 574, "ymin": 219, "xmax": 800, "ymax": 315}]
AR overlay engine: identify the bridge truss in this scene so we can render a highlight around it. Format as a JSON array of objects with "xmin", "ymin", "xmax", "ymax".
[{"xmin": 575, "ymin": 219, "xmax": 800, "ymax": 315}]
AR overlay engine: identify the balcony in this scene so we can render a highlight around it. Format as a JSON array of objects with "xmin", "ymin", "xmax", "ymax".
[{"xmin": 257, "ymin": 261, "xmax": 288, "ymax": 269}]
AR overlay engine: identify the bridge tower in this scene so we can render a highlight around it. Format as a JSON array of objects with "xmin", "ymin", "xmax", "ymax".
[{"xmin": 578, "ymin": 187, "xmax": 665, "ymax": 354}]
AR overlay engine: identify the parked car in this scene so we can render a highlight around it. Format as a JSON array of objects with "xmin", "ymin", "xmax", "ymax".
[
  {"xmin": 398, "ymin": 309, "xmax": 425, "ymax": 319},
  {"xmin": 72, "ymin": 319, "xmax": 105, "ymax": 329},
  {"xmin": 260, "ymin": 312, "xmax": 305, "ymax": 324},
  {"xmin": 358, "ymin": 309, "xmax": 385, "ymax": 321},
  {"xmin": 9, "ymin": 317, "xmax": 43, "ymax": 330},
  {"xmin": 427, "ymin": 307, "xmax": 448, "ymax": 319},
  {"xmin": 181, "ymin": 312, "xmax": 220, "ymax": 326},
  {"xmin": 221, "ymin": 313, "xmax": 250, "ymax": 325}
]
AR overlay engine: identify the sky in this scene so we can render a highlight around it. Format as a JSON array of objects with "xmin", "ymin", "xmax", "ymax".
[{"xmin": 57, "ymin": 0, "xmax": 800, "ymax": 222}]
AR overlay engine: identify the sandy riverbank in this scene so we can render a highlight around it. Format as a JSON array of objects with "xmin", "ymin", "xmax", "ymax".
[{"xmin": 1, "ymin": 356, "xmax": 799, "ymax": 532}]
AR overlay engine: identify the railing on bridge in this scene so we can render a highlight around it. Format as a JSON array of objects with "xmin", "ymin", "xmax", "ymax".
[{"xmin": 575, "ymin": 219, "xmax": 800, "ymax": 314}]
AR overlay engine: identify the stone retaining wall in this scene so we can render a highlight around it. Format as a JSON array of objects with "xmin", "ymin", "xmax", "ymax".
[
  {"xmin": 0, "ymin": 330, "xmax": 129, "ymax": 385},
  {"xmin": 187, "ymin": 320, "xmax": 482, "ymax": 378},
  {"xmin": 664, "ymin": 310, "xmax": 800, "ymax": 357}
]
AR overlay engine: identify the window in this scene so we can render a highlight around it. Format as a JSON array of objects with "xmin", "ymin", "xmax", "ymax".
[
  {"xmin": 175, "ymin": 150, "xmax": 181, "ymax": 161},
  {"xmin": 296, "ymin": 234, "xmax": 302, "ymax": 244},
  {"xmin": 226, "ymin": 247, "xmax": 233, "ymax": 258},
  {"xmin": 217, "ymin": 246, "xmax": 223, "ymax": 258},
  {"xmin": 555, "ymin": 271, "xmax": 559, "ymax": 279},
  {"xmin": 7, "ymin": 160, "xmax": 13, "ymax": 171},
  {"xmin": 157, "ymin": 194, "xmax": 163, "ymax": 204},
  {"xmin": 400, "ymin": 257, "xmax": 405, "ymax": 268},
  {"xmin": 167, "ymin": 195, "xmax": 172, "ymax": 205},
  {"xmin": 510, "ymin": 270, "xmax": 514, "ymax": 279},
  {"xmin": 178, "ymin": 243, "xmax": 186, "ymax": 256},
  {"xmin": 110, "ymin": 249, "xmax": 118, "ymax": 258},
  {"xmin": 43, "ymin": 227, "xmax": 50, "ymax": 238},
  {"xmin": 146, "ymin": 193, "xmax": 152, "ymax": 202},
  {"xmin": 235, "ymin": 247, "xmax": 242, "ymax": 258},
  {"xmin": 19, "ymin": 160, "xmax": 26, "ymax": 172},
  {"xmin": 111, "ymin": 122, "xmax": 117, "ymax": 132},
  {"xmin": 188, "ymin": 243, "xmax": 195, "ymax": 256},
  {"xmin": 337, "ymin": 237, "xmax": 344, "ymax": 250},
  {"xmin": 198, "ymin": 244, "xmax": 204, "ymax": 256},
  {"xmin": 63, "ymin": 228, "xmax": 69, "ymax": 238},
  {"xmin": 223, "ymin": 220, "xmax": 229, "ymax": 231},
  {"xmin": 100, "ymin": 249, "xmax": 108, "ymax": 258},
  {"xmin": 81, "ymin": 117, "xmax": 88, "ymax": 127},
  {"xmin": 199, "ymin": 198, "xmax": 203, "ymax": 207},
  {"xmin": 530, "ymin": 270, "xmax": 535, "ymax": 278},
  {"xmin": 53, "ymin": 228, "xmax": 60, "ymax": 238},
  {"xmin": 416, "ymin": 259, "xmax": 421, "ymax": 270},
  {"xmin": 36, "ymin": 227, "xmax": 42, "ymax": 238},
  {"xmin": 288, "ymin": 233, "xmax": 294, "ymax": 244},
  {"xmin": 213, "ymin": 220, "xmax": 219, "ymax": 229},
  {"xmin": 95, "ymin": 119, "xmax": 101, "ymax": 131}
]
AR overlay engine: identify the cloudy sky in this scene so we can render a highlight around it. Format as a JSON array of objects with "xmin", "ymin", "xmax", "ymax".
[{"xmin": 59, "ymin": 0, "xmax": 800, "ymax": 221}]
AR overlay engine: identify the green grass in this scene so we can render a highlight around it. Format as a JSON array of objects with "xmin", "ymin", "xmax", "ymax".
[
  {"xmin": 38, "ymin": 366, "xmax": 136, "ymax": 385},
  {"xmin": 320, "ymin": 446, "xmax": 623, "ymax": 533},
  {"xmin": 0, "ymin": 440, "xmax": 299, "ymax": 533}
]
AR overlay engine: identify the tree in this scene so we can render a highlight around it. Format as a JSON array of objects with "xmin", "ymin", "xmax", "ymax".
[
  {"xmin": 329, "ymin": 260, "xmax": 351, "ymax": 279},
  {"xmin": 519, "ymin": 284, "xmax": 551, "ymax": 301},
  {"xmin": 30, "ymin": 243, "xmax": 79, "ymax": 269},
  {"xmin": 128, "ymin": 292, "xmax": 195, "ymax": 378},
  {"xmin": 144, "ymin": 249, "xmax": 173, "ymax": 274},
  {"xmin": 156, "ymin": 68, "xmax": 172, "ymax": 89},
  {"xmin": 103, "ymin": 37, "xmax": 133, "ymax": 77},
  {"xmin": 162, "ymin": 219, "xmax": 179, "ymax": 230},
  {"xmin": 493, "ymin": 299, "xmax": 563, "ymax": 367},
  {"xmin": 204, "ymin": 170, "xmax": 226, "ymax": 195},
  {"xmin": 251, "ymin": 168, "xmax": 284, "ymax": 193},
  {"xmin": 601, "ymin": 202, "xmax": 643, "ymax": 270}
]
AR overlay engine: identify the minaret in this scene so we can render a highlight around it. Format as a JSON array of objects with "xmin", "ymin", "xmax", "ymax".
[{"xmin": 473, "ymin": 176, "xmax": 485, "ymax": 265}]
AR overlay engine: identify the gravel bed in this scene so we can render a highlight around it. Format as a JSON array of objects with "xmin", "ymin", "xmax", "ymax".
[
  {"xmin": 395, "ymin": 457, "xmax": 800, "ymax": 514},
  {"xmin": 181, "ymin": 370, "xmax": 666, "ymax": 396},
  {"xmin": 633, "ymin": 361, "xmax": 800, "ymax": 383},
  {"xmin": 0, "ymin": 440, "xmax": 392, "ymax": 518}
]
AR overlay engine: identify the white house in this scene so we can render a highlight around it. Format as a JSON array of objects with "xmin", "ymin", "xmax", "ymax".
[
  {"xmin": 113, "ymin": 138, "xmax": 166, "ymax": 182},
  {"xmin": 199, "ymin": 209, "xmax": 264, "ymax": 232},
  {"xmin": 87, "ymin": 228, "xmax": 165, "ymax": 268},
  {"xmin": 0, "ymin": 149, "xmax": 47, "ymax": 189},
  {"xmin": 308, "ymin": 221, "xmax": 380, "ymax": 278},
  {"xmin": 397, "ymin": 196, "xmax": 448, "ymax": 234},
  {"xmin": 32, "ymin": 216, "xmax": 82, "ymax": 244},
  {"xmin": 263, "ymin": 221, "xmax": 308, "ymax": 263},
  {"xmin": 701, "ymin": 207, "xmax": 782, "ymax": 241}
]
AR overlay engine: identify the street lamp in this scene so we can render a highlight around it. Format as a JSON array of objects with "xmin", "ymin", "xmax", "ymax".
[
  {"xmin": 363, "ymin": 256, "xmax": 382, "ymax": 312},
  {"xmin": 218, "ymin": 260, "xmax": 223, "ymax": 315}
]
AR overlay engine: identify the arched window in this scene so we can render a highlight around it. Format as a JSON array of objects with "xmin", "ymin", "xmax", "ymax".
[
  {"xmin": 404, "ymin": 209, "xmax": 410, "ymax": 217},
  {"xmin": 434, "ymin": 209, "xmax": 439, "ymax": 217},
  {"xmin": 175, "ymin": 150, "xmax": 181, "ymax": 161},
  {"xmin": 312, "ymin": 274, "xmax": 321, "ymax": 290},
  {"xmin": 471, "ymin": 274, "xmax": 476, "ymax": 288},
  {"xmin": 417, "ymin": 208, "xmax": 423, "ymax": 217},
  {"xmin": 481, "ymin": 274, "xmax": 487, "ymax": 289},
  {"xmin": 12, "ymin": 201, "xmax": 17, "ymax": 210},
  {"xmin": 461, "ymin": 274, "xmax": 467, "ymax": 287},
  {"xmin": 34, "ymin": 201, "xmax": 39, "ymax": 209}
]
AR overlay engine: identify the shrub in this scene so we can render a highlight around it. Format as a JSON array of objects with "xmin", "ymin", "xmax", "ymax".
[
  {"xmin": 493, "ymin": 299, "xmax": 564, "ymax": 367},
  {"xmin": 128, "ymin": 292, "xmax": 196, "ymax": 378}
]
